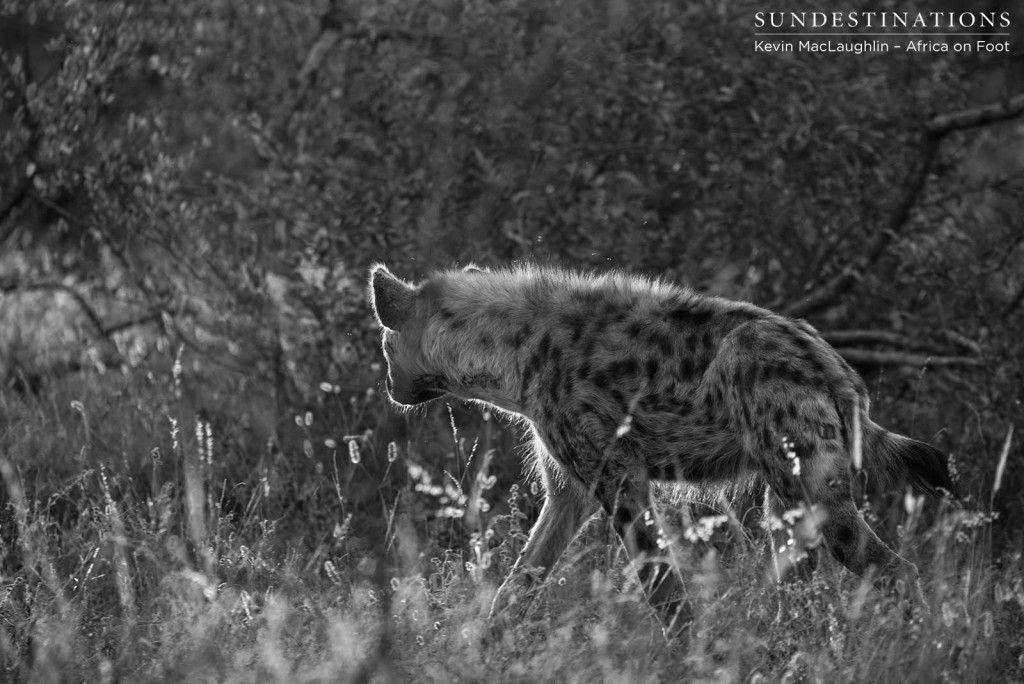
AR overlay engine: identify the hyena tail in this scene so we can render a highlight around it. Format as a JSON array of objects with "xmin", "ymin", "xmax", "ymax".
[{"xmin": 861, "ymin": 418, "xmax": 959, "ymax": 500}]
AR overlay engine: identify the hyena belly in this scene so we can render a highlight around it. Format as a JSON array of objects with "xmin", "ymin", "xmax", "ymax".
[{"xmin": 368, "ymin": 263, "xmax": 956, "ymax": 635}]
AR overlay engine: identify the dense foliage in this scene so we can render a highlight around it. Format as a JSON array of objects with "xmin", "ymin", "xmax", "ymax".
[{"xmin": 1, "ymin": 0, "xmax": 1022, "ymax": 680}]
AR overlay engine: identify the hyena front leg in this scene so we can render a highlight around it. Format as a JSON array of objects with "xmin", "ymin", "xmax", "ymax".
[
  {"xmin": 763, "ymin": 487, "xmax": 820, "ymax": 583},
  {"xmin": 489, "ymin": 460, "xmax": 599, "ymax": 628},
  {"xmin": 594, "ymin": 474, "xmax": 691, "ymax": 635}
]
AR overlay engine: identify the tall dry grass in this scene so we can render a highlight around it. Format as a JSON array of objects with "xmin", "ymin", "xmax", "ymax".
[{"xmin": 0, "ymin": 361, "xmax": 1021, "ymax": 683}]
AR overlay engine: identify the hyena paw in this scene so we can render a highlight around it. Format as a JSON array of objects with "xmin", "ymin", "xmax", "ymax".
[
  {"xmin": 657, "ymin": 596, "xmax": 694, "ymax": 641},
  {"xmin": 489, "ymin": 571, "xmax": 537, "ymax": 618},
  {"xmin": 899, "ymin": 564, "xmax": 929, "ymax": 612},
  {"xmin": 486, "ymin": 569, "xmax": 541, "ymax": 640},
  {"xmin": 640, "ymin": 561, "xmax": 693, "ymax": 638},
  {"xmin": 880, "ymin": 560, "xmax": 928, "ymax": 614}
]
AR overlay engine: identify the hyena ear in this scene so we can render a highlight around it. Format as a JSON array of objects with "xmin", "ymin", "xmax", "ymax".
[
  {"xmin": 462, "ymin": 263, "xmax": 489, "ymax": 274},
  {"xmin": 369, "ymin": 264, "xmax": 416, "ymax": 331},
  {"xmin": 873, "ymin": 431, "xmax": 960, "ymax": 500},
  {"xmin": 895, "ymin": 438, "xmax": 960, "ymax": 499}
]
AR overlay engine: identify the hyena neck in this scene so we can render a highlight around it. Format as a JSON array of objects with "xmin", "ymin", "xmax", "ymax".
[
  {"xmin": 432, "ymin": 266, "xmax": 670, "ymax": 422},
  {"xmin": 445, "ymin": 370, "xmax": 523, "ymax": 415},
  {"xmin": 429, "ymin": 270, "xmax": 554, "ymax": 419}
]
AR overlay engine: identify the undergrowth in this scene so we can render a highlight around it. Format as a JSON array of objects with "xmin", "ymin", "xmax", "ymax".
[{"xmin": 0, "ymin": 362, "xmax": 1022, "ymax": 683}]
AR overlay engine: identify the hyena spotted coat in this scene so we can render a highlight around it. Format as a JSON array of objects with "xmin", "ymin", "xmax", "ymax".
[{"xmin": 369, "ymin": 263, "xmax": 955, "ymax": 632}]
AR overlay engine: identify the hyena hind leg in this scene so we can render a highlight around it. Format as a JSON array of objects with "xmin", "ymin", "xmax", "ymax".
[{"xmin": 594, "ymin": 475, "xmax": 692, "ymax": 637}]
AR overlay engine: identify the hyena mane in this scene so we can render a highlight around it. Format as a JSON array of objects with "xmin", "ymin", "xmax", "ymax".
[{"xmin": 369, "ymin": 262, "xmax": 957, "ymax": 635}]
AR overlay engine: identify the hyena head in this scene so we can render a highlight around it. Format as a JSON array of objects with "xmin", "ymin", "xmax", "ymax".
[
  {"xmin": 368, "ymin": 263, "xmax": 496, "ymax": 408},
  {"xmin": 368, "ymin": 264, "xmax": 447, "ymax": 407}
]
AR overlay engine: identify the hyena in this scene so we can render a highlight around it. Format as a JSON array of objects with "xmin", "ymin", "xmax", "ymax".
[{"xmin": 369, "ymin": 263, "xmax": 955, "ymax": 633}]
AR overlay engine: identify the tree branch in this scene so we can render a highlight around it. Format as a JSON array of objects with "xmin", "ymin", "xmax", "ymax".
[
  {"xmin": 1, "ymin": 280, "xmax": 109, "ymax": 339},
  {"xmin": 274, "ymin": 1, "xmax": 449, "ymax": 134},
  {"xmin": 1, "ymin": 279, "xmax": 160, "ymax": 340},
  {"xmin": 274, "ymin": 0, "xmax": 357, "ymax": 133},
  {"xmin": 782, "ymin": 93, "xmax": 1024, "ymax": 319},
  {"xmin": 941, "ymin": 329, "xmax": 983, "ymax": 355},
  {"xmin": 4, "ymin": 346, "xmax": 127, "ymax": 396},
  {"xmin": 0, "ymin": 56, "xmax": 42, "ymax": 247},
  {"xmin": 0, "ymin": 173, "xmax": 33, "ymax": 246},
  {"xmin": 782, "ymin": 132, "xmax": 940, "ymax": 319},
  {"xmin": 821, "ymin": 329, "xmax": 959, "ymax": 356},
  {"xmin": 926, "ymin": 92, "xmax": 1024, "ymax": 135},
  {"xmin": 837, "ymin": 348, "xmax": 984, "ymax": 369},
  {"xmin": 101, "ymin": 312, "xmax": 162, "ymax": 337}
]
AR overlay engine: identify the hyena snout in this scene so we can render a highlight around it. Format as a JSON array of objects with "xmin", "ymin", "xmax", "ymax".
[
  {"xmin": 383, "ymin": 366, "xmax": 445, "ymax": 406},
  {"xmin": 817, "ymin": 500, "xmax": 925, "ymax": 602}
]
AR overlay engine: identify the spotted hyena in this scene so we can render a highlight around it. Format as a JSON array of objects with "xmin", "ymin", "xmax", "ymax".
[{"xmin": 369, "ymin": 263, "xmax": 955, "ymax": 633}]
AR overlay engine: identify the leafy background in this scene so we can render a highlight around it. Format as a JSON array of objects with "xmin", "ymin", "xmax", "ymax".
[{"xmin": 1, "ymin": 0, "xmax": 1023, "ymax": 681}]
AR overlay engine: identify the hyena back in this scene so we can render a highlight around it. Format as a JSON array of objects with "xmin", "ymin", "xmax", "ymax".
[{"xmin": 369, "ymin": 263, "xmax": 956, "ymax": 633}]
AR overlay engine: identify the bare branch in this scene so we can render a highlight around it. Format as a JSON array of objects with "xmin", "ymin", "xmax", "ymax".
[
  {"xmin": 275, "ymin": 2, "xmax": 449, "ymax": 134},
  {"xmin": 821, "ymin": 329, "xmax": 957, "ymax": 356},
  {"xmin": 101, "ymin": 313, "xmax": 162, "ymax": 337},
  {"xmin": 4, "ymin": 346, "xmax": 126, "ymax": 395},
  {"xmin": 274, "ymin": 0, "xmax": 358, "ymax": 132},
  {"xmin": 926, "ymin": 92, "xmax": 1024, "ymax": 136},
  {"xmin": 0, "ymin": 174, "xmax": 33, "ymax": 246},
  {"xmin": 783, "ymin": 93, "xmax": 1024, "ymax": 320},
  {"xmin": 1, "ymin": 280, "xmax": 108, "ymax": 339},
  {"xmin": 0, "ymin": 56, "xmax": 41, "ymax": 246},
  {"xmin": 941, "ymin": 330, "xmax": 983, "ymax": 355},
  {"xmin": 1, "ymin": 278, "xmax": 160, "ymax": 342},
  {"xmin": 782, "ymin": 133, "xmax": 940, "ymax": 319},
  {"xmin": 837, "ymin": 348, "xmax": 984, "ymax": 369}
]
